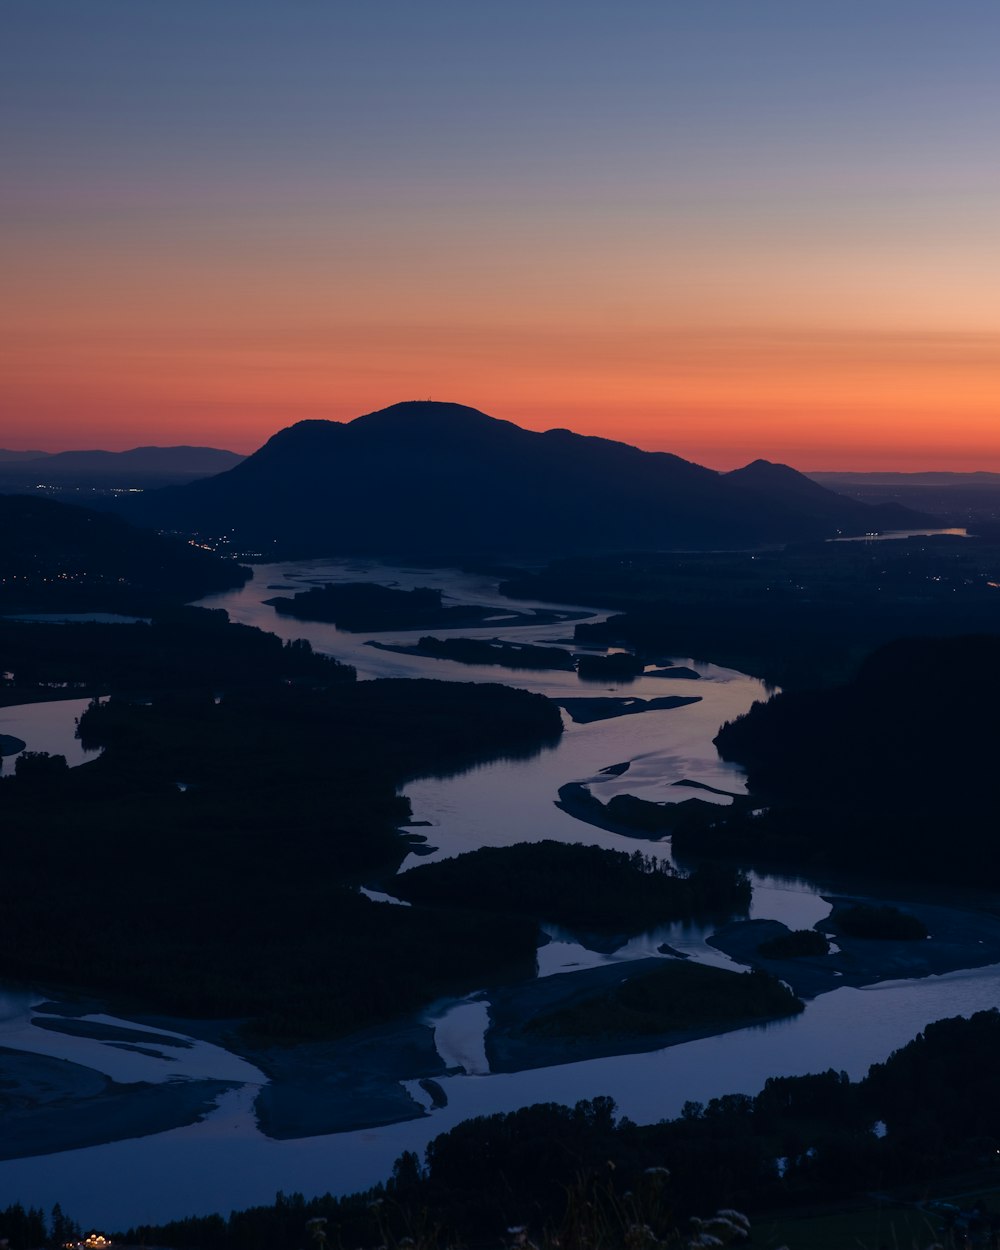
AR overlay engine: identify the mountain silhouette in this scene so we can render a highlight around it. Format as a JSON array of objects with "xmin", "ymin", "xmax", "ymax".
[
  {"xmin": 126, "ymin": 401, "xmax": 935, "ymax": 558},
  {"xmin": 726, "ymin": 459, "xmax": 928, "ymax": 531}
]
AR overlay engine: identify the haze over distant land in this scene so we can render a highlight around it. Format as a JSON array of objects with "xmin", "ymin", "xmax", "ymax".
[
  {"xmin": 5, "ymin": 3, "xmax": 1000, "ymax": 469},
  {"xmin": 126, "ymin": 400, "xmax": 933, "ymax": 558},
  {"xmin": 0, "ymin": 446, "xmax": 243, "ymax": 493}
]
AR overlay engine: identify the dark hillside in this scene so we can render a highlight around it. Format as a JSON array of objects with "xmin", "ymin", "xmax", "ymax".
[
  {"xmin": 673, "ymin": 635, "xmax": 1000, "ymax": 884},
  {"xmin": 0, "ymin": 494, "xmax": 247, "ymax": 613},
  {"xmin": 124, "ymin": 401, "xmax": 934, "ymax": 558}
]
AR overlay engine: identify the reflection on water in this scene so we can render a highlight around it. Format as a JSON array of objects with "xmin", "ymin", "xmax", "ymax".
[
  {"xmin": 750, "ymin": 877, "xmax": 833, "ymax": 930},
  {"xmin": 4, "ymin": 959, "xmax": 1000, "ymax": 1229},
  {"xmin": 0, "ymin": 698, "xmax": 97, "ymax": 768},
  {"xmin": 424, "ymin": 995, "xmax": 491, "ymax": 1074},
  {"xmin": 829, "ymin": 528, "xmax": 969, "ymax": 542},
  {"xmin": 0, "ymin": 995, "xmax": 265, "ymax": 1087},
  {"xmin": 0, "ymin": 559, "xmax": 996, "ymax": 1225}
]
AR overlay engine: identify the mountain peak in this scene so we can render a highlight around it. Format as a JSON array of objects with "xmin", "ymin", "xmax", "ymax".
[
  {"xmin": 348, "ymin": 400, "xmax": 518, "ymax": 438},
  {"xmin": 728, "ymin": 458, "xmax": 834, "ymax": 496},
  {"xmin": 731, "ymin": 458, "xmax": 801, "ymax": 479}
]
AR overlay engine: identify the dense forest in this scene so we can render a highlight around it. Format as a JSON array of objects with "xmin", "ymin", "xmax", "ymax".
[
  {"xmin": 0, "ymin": 662, "xmax": 562, "ymax": 1036},
  {"xmin": 391, "ymin": 841, "xmax": 750, "ymax": 930},
  {"xmin": 0, "ymin": 608, "xmax": 351, "ymax": 706},
  {"xmin": 519, "ymin": 962, "xmax": 802, "ymax": 1042},
  {"xmin": 265, "ymin": 582, "xmax": 502, "ymax": 631},
  {"xmin": 670, "ymin": 635, "xmax": 1000, "ymax": 887},
  {"xmin": 4, "ymin": 515, "xmax": 999, "ymax": 1241}
]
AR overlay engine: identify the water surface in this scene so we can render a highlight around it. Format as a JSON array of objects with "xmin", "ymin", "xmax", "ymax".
[{"xmin": 0, "ymin": 559, "xmax": 996, "ymax": 1225}]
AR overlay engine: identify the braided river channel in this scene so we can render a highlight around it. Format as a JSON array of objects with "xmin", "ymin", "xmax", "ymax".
[{"xmin": 0, "ymin": 560, "xmax": 997, "ymax": 1225}]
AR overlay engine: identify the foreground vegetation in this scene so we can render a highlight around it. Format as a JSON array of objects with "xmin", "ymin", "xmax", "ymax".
[{"xmin": 11, "ymin": 1008, "xmax": 981, "ymax": 1250}]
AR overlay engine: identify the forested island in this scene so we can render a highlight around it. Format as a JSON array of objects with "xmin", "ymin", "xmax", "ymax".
[
  {"xmin": 265, "ymin": 581, "xmax": 577, "ymax": 632},
  {"xmin": 488, "ymin": 960, "xmax": 803, "ymax": 1072},
  {"xmin": 367, "ymin": 637, "xmax": 701, "ymax": 680},
  {"xmin": 265, "ymin": 581, "xmax": 501, "ymax": 630},
  {"xmin": 575, "ymin": 651, "xmax": 646, "ymax": 680},
  {"xmin": 0, "ymin": 607, "xmax": 351, "ymax": 707},
  {"xmin": 0, "ymin": 614, "xmax": 564, "ymax": 1037},
  {"xmin": 390, "ymin": 841, "xmax": 751, "ymax": 930},
  {"xmin": 520, "ymin": 962, "xmax": 801, "ymax": 1040}
]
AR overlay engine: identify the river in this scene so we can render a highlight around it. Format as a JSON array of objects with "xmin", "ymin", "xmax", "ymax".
[{"xmin": 0, "ymin": 559, "xmax": 997, "ymax": 1227}]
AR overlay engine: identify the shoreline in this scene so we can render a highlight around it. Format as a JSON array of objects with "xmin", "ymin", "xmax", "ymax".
[
  {"xmin": 0, "ymin": 1045, "xmax": 237, "ymax": 1162},
  {"xmin": 708, "ymin": 894, "xmax": 1000, "ymax": 999},
  {"xmin": 484, "ymin": 958, "xmax": 799, "ymax": 1074},
  {"xmin": 556, "ymin": 694, "xmax": 702, "ymax": 724},
  {"xmin": 3, "ymin": 892, "xmax": 1000, "ymax": 1163},
  {"xmin": 554, "ymin": 780, "xmax": 724, "ymax": 839}
]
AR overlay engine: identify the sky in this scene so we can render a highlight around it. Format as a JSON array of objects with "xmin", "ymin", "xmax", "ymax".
[{"xmin": 3, "ymin": 0, "xmax": 1000, "ymax": 470}]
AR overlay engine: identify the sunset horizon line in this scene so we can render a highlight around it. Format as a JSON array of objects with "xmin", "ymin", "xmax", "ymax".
[{"xmin": 4, "ymin": 397, "xmax": 1000, "ymax": 477}]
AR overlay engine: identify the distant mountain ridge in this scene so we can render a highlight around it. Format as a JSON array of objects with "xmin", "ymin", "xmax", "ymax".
[
  {"xmin": 811, "ymin": 470, "xmax": 1000, "ymax": 485},
  {"xmin": 0, "ymin": 449, "xmax": 48, "ymax": 462},
  {"xmin": 807, "ymin": 468, "xmax": 1000, "ymax": 534},
  {"xmin": 0, "ymin": 445, "xmax": 243, "ymax": 489},
  {"xmin": 125, "ymin": 401, "xmax": 935, "ymax": 558}
]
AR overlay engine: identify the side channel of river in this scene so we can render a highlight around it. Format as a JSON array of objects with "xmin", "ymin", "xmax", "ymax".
[{"xmin": 0, "ymin": 559, "xmax": 997, "ymax": 1227}]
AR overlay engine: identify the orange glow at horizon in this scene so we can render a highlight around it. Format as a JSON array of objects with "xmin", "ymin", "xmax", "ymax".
[
  {"xmin": 7, "ymin": 4, "xmax": 1000, "ymax": 474},
  {"xmin": 5, "ymin": 319, "xmax": 1000, "ymax": 472},
  {"xmin": 5, "ymin": 185, "xmax": 1000, "ymax": 471}
]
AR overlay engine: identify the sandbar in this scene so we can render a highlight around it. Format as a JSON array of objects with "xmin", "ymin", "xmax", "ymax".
[
  {"xmin": 708, "ymin": 896, "xmax": 1000, "ymax": 999},
  {"xmin": 0, "ymin": 1046, "xmax": 235, "ymax": 1161},
  {"xmin": 557, "ymin": 695, "xmax": 701, "ymax": 724}
]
